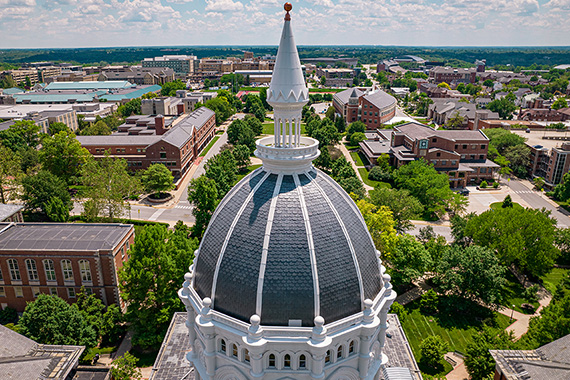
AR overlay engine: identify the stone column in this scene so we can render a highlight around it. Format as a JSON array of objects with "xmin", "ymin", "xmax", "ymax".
[
  {"xmin": 308, "ymin": 316, "xmax": 332, "ymax": 380},
  {"xmin": 245, "ymin": 315, "xmax": 267, "ymax": 379}
]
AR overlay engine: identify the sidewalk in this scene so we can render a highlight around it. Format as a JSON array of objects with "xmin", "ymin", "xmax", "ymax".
[{"xmin": 337, "ymin": 139, "xmax": 373, "ymax": 192}]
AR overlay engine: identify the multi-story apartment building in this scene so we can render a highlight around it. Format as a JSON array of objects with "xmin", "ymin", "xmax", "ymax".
[
  {"xmin": 429, "ymin": 67, "xmax": 477, "ymax": 85},
  {"xmin": 0, "ymin": 223, "xmax": 134, "ymax": 312},
  {"xmin": 0, "ymin": 109, "xmax": 78, "ymax": 134},
  {"xmin": 198, "ymin": 59, "xmax": 234, "ymax": 74},
  {"xmin": 77, "ymin": 107, "xmax": 216, "ymax": 184},
  {"xmin": 98, "ymin": 66, "xmax": 175, "ymax": 85},
  {"xmin": 333, "ymin": 87, "xmax": 397, "ymax": 129},
  {"xmin": 142, "ymin": 55, "xmax": 197, "ymax": 76},
  {"xmin": 360, "ymin": 122, "xmax": 499, "ymax": 187}
]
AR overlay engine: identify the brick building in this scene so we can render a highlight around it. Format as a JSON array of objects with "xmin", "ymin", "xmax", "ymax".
[
  {"xmin": 360, "ymin": 122, "xmax": 499, "ymax": 187},
  {"xmin": 429, "ymin": 67, "xmax": 477, "ymax": 85},
  {"xmin": 333, "ymin": 88, "xmax": 397, "ymax": 129},
  {"xmin": 0, "ymin": 223, "xmax": 134, "ymax": 312},
  {"xmin": 519, "ymin": 108, "xmax": 570, "ymax": 122},
  {"xmin": 0, "ymin": 204, "xmax": 24, "ymax": 223},
  {"xmin": 77, "ymin": 107, "xmax": 216, "ymax": 183}
]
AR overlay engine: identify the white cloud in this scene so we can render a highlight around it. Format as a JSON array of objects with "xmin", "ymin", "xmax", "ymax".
[
  {"xmin": 545, "ymin": 0, "xmax": 570, "ymax": 9},
  {"xmin": 205, "ymin": 0, "xmax": 243, "ymax": 12}
]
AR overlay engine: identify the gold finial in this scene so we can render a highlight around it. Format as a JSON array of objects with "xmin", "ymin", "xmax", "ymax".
[{"xmin": 284, "ymin": 2, "xmax": 292, "ymax": 20}]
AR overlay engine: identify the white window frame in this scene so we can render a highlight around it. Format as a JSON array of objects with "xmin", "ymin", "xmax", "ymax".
[
  {"xmin": 7, "ymin": 259, "xmax": 20, "ymax": 281},
  {"xmin": 67, "ymin": 287, "xmax": 76, "ymax": 298},
  {"xmin": 43, "ymin": 259, "xmax": 56, "ymax": 282},
  {"xmin": 78, "ymin": 260, "xmax": 92, "ymax": 282},
  {"xmin": 26, "ymin": 259, "xmax": 39, "ymax": 281},
  {"xmin": 61, "ymin": 260, "xmax": 73, "ymax": 282}
]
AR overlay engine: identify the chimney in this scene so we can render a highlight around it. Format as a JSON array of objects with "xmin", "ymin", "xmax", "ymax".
[
  {"xmin": 177, "ymin": 103, "xmax": 185, "ymax": 115},
  {"xmin": 155, "ymin": 115, "xmax": 166, "ymax": 135}
]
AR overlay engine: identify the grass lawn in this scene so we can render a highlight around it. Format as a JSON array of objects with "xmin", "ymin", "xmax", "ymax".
[
  {"xmin": 358, "ymin": 168, "xmax": 391, "ymax": 189},
  {"xmin": 490, "ymin": 201, "xmax": 524, "ymax": 210},
  {"xmin": 199, "ymin": 135, "xmax": 220, "ymax": 157},
  {"xmin": 541, "ymin": 267, "xmax": 569, "ymax": 294},
  {"xmin": 80, "ymin": 345, "xmax": 118, "ymax": 364},
  {"xmin": 343, "ymin": 141, "xmax": 360, "ymax": 150},
  {"xmin": 350, "ymin": 151, "xmax": 369, "ymax": 167},
  {"xmin": 262, "ymin": 122, "xmax": 306, "ymax": 135},
  {"xmin": 401, "ymin": 298, "xmax": 512, "ymax": 361},
  {"xmin": 236, "ymin": 164, "xmax": 262, "ymax": 182},
  {"xmin": 500, "ymin": 270, "xmax": 540, "ymax": 314}
]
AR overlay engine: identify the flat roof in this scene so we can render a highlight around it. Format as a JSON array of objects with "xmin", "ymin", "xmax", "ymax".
[
  {"xmin": 0, "ymin": 223, "xmax": 133, "ymax": 252},
  {"xmin": 511, "ymin": 129, "xmax": 570, "ymax": 151},
  {"xmin": 45, "ymin": 81, "xmax": 134, "ymax": 90}
]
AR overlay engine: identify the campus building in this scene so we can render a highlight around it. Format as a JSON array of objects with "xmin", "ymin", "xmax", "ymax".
[
  {"xmin": 142, "ymin": 55, "xmax": 197, "ymax": 76},
  {"xmin": 360, "ymin": 122, "xmax": 499, "ymax": 187},
  {"xmin": 0, "ymin": 223, "xmax": 134, "ymax": 312},
  {"xmin": 77, "ymin": 107, "xmax": 216, "ymax": 183},
  {"xmin": 333, "ymin": 87, "xmax": 397, "ymax": 129}
]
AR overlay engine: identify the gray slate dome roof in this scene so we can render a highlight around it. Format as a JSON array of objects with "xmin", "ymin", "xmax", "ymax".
[{"xmin": 193, "ymin": 167, "xmax": 384, "ymax": 327}]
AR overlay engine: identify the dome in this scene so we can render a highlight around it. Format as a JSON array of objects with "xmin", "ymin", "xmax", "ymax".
[{"xmin": 192, "ymin": 167, "xmax": 384, "ymax": 327}]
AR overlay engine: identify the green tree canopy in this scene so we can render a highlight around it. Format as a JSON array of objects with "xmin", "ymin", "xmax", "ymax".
[
  {"xmin": 464, "ymin": 207, "xmax": 559, "ymax": 276},
  {"xmin": 110, "ymin": 352, "xmax": 142, "ymax": 380},
  {"xmin": 232, "ymin": 144, "xmax": 251, "ymax": 169},
  {"xmin": 141, "ymin": 164, "xmax": 174, "ymax": 197},
  {"xmin": 488, "ymin": 96, "xmax": 517, "ymax": 119},
  {"xmin": 346, "ymin": 121, "xmax": 366, "ymax": 140},
  {"xmin": 227, "ymin": 119, "xmax": 256, "ymax": 152},
  {"xmin": 39, "ymin": 131, "xmax": 90, "ymax": 183},
  {"xmin": 205, "ymin": 96, "xmax": 235, "ymax": 126},
  {"xmin": 188, "ymin": 175, "xmax": 219, "ymax": 238},
  {"xmin": 204, "ymin": 149, "xmax": 237, "ymax": 198},
  {"xmin": 19, "ymin": 294, "xmax": 97, "ymax": 350},
  {"xmin": 80, "ymin": 120, "xmax": 111, "ymax": 136},
  {"xmin": 465, "ymin": 327, "xmax": 514, "ymax": 380},
  {"xmin": 370, "ymin": 188, "xmax": 424, "ymax": 233},
  {"xmin": 0, "ymin": 120, "xmax": 41, "ymax": 152},
  {"xmin": 419, "ymin": 335, "xmax": 448, "ymax": 370},
  {"xmin": 160, "ymin": 80, "xmax": 186, "ymax": 96},
  {"xmin": 48, "ymin": 122, "xmax": 70, "ymax": 135},
  {"xmin": 552, "ymin": 97, "xmax": 568, "ymax": 110},
  {"xmin": 21, "ymin": 170, "xmax": 71, "ymax": 217},
  {"xmin": 0, "ymin": 143, "xmax": 22, "ymax": 203},
  {"xmin": 387, "ymin": 234, "xmax": 432, "ymax": 286}
]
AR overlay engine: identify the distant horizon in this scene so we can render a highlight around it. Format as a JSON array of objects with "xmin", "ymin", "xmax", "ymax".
[{"xmin": 1, "ymin": 0, "xmax": 569, "ymax": 49}]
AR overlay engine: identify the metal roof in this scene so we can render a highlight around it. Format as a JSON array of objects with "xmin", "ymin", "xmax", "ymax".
[
  {"xmin": 45, "ymin": 81, "xmax": 134, "ymax": 90},
  {"xmin": 0, "ymin": 223, "xmax": 132, "ymax": 252}
]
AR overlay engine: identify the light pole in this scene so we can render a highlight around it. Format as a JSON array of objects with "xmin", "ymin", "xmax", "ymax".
[{"xmin": 510, "ymin": 305, "xmax": 515, "ymax": 322}]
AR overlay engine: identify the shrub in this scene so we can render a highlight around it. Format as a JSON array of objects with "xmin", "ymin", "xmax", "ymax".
[
  {"xmin": 480, "ymin": 180, "xmax": 488, "ymax": 188},
  {"xmin": 350, "ymin": 132, "xmax": 366, "ymax": 146},
  {"xmin": 389, "ymin": 301, "xmax": 408, "ymax": 322},
  {"xmin": 523, "ymin": 284, "xmax": 539, "ymax": 303},
  {"xmin": 0, "ymin": 307, "xmax": 18, "ymax": 324},
  {"xmin": 502, "ymin": 194, "xmax": 513, "ymax": 208},
  {"xmin": 368, "ymin": 165, "xmax": 391, "ymax": 182},
  {"xmin": 493, "ymin": 182, "xmax": 499, "ymax": 188},
  {"xmin": 420, "ymin": 335, "xmax": 448, "ymax": 369},
  {"xmin": 420, "ymin": 289, "xmax": 439, "ymax": 315}
]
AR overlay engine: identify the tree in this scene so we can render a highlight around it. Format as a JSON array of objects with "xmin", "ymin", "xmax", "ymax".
[
  {"xmin": 39, "ymin": 131, "xmax": 90, "ymax": 183},
  {"xmin": 320, "ymin": 76, "xmax": 326, "ymax": 85},
  {"xmin": 355, "ymin": 198, "xmax": 398, "ymax": 258},
  {"xmin": 73, "ymin": 287, "xmax": 106, "ymax": 339},
  {"xmin": 464, "ymin": 207, "xmax": 559, "ymax": 277},
  {"xmin": 435, "ymin": 245, "xmax": 507, "ymax": 308},
  {"xmin": 233, "ymin": 144, "xmax": 251, "ymax": 170},
  {"xmin": 488, "ymin": 96, "xmax": 517, "ymax": 119},
  {"xmin": 48, "ymin": 122, "xmax": 70, "ymax": 135},
  {"xmin": 419, "ymin": 335, "xmax": 448, "ymax": 370},
  {"xmin": 205, "ymin": 149, "xmax": 237, "ymax": 198},
  {"xmin": 0, "ymin": 143, "xmax": 22, "ymax": 203},
  {"xmin": 484, "ymin": 128, "xmax": 526, "ymax": 155},
  {"xmin": 45, "ymin": 197, "xmax": 69, "ymax": 222},
  {"xmin": 110, "ymin": 352, "xmax": 142, "ymax": 380},
  {"xmin": 21, "ymin": 170, "xmax": 71, "ymax": 217},
  {"xmin": 554, "ymin": 172, "xmax": 570, "ymax": 202},
  {"xmin": 325, "ymin": 106, "xmax": 335, "ymax": 121},
  {"xmin": 420, "ymin": 289, "xmax": 439, "ymax": 314},
  {"xmin": 80, "ymin": 120, "xmax": 111, "ymax": 136},
  {"xmin": 141, "ymin": 164, "xmax": 174, "ymax": 198},
  {"xmin": 504, "ymin": 144, "xmax": 530, "ymax": 178},
  {"xmin": 0, "ymin": 120, "xmax": 41, "ymax": 152},
  {"xmin": 368, "ymin": 165, "xmax": 391, "ymax": 182},
  {"xmin": 227, "ymin": 119, "xmax": 256, "ymax": 152},
  {"xmin": 117, "ymin": 98, "xmax": 142, "ymax": 117},
  {"xmin": 244, "ymin": 114, "xmax": 263, "ymax": 136},
  {"xmin": 119, "ymin": 224, "xmax": 197, "ymax": 348},
  {"xmin": 465, "ymin": 327, "xmax": 514, "ymax": 380},
  {"xmin": 502, "ymin": 194, "xmax": 513, "ymax": 208},
  {"xmin": 555, "ymin": 227, "xmax": 570, "ymax": 264},
  {"xmin": 19, "ymin": 294, "xmax": 96, "ymax": 350},
  {"xmin": 350, "ymin": 131, "xmax": 366, "ymax": 146},
  {"xmin": 552, "ymin": 97, "xmax": 568, "ymax": 110},
  {"xmin": 188, "ymin": 176, "xmax": 219, "ymax": 238},
  {"xmin": 388, "ymin": 234, "xmax": 432, "ymax": 286},
  {"xmin": 335, "ymin": 114, "xmax": 346, "ymax": 133},
  {"xmin": 483, "ymin": 79, "xmax": 494, "ymax": 87},
  {"xmin": 205, "ymin": 96, "xmax": 235, "ymax": 126},
  {"xmin": 437, "ymin": 82, "xmax": 451, "ymax": 90},
  {"xmin": 533, "ymin": 177, "xmax": 545, "ymax": 191},
  {"xmin": 446, "ymin": 111, "xmax": 465, "ymax": 129},
  {"xmin": 331, "ymin": 157, "xmax": 365, "ymax": 198},
  {"xmin": 312, "ymin": 120, "xmax": 340, "ymax": 148},
  {"xmin": 346, "ymin": 121, "xmax": 366, "ymax": 140},
  {"xmin": 393, "ymin": 159, "xmax": 454, "ymax": 217},
  {"xmin": 160, "ymin": 80, "xmax": 186, "ymax": 96},
  {"xmin": 369, "ymin": 188, "xmax": 423, "ymax": 233},
  {"xmin": 81, "ymin": 152, "xmax": 142, "ymax": 220},
  {"xmin": 389, "ymin": 302, "xmax": 408, "ymax": 322}
]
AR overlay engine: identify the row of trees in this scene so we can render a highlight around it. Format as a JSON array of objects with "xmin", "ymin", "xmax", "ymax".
[{"xmin": 485, "ymin": 128, "xmax": 530, "ymax": 178}]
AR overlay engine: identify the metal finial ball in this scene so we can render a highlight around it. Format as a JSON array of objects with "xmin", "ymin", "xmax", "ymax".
[{"xmin": 284, "ymin": 2, "xmax": 292, "ymax": 12}]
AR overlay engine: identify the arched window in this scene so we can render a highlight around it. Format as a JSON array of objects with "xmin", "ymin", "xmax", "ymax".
[
  {"xmin": 43, "ymin": 260, "xmax": 56, "ymax": 281},
  {"xmin": 220, "ymin": 339, "xmax": 226, "ymax": 353},
  {"xmin": 299, "ymin": 354, "xmax": 306, "ymax": 369},
  {"xmin": 284, "ymin": 354, "xmax": 291, "ymax": 368},
  {"xmin": 325, "ymin": 350, "xmax": 331, "ymax": 364},
  {"xmin": 78, "ymin": 260, "xmax": 92, "ymax": 282},
  {"xmin": 61, "ymin": 260, "xmax": 73, "ymax": 281},
  {"xmin": 7, "ymin": 259, "xmax": 20, "ymax": 281},
  {"xmin": 232, "ymin": 344, "xmax": 238, "ymax": 358},
  {"xmin": 25, "ymin": 259, "xmax": 38, "ymax": 281},
  {"xmin": 269, "ymin": 354, "xmax": 276, "ymax": 368},
  {"xmin": 337, "ymin": 346, "xmax": 343, "ymax": 359},
  {"xmin": 244, "ymin": 349, "xmax": 250, "ymax": 363},
  {"xmin": 349, "ymin": 340, "xmax": 355, "ymax": 354}
]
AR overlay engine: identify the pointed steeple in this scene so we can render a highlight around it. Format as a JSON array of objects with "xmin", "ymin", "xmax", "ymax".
[{"xmin": 267, "ymin": 3, "xmax": 309, "ymax": 104}]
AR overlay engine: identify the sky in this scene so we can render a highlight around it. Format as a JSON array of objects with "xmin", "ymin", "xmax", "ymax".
[{"xmin": 1, "ymin": 0, "xmax": 569, "ymax": 48}]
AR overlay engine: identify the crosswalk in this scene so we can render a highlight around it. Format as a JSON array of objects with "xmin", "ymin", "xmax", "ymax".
[
  {"xmin": 513, "ymin": 190, "xmax": 535, "ymax": 194},
  {"xmin": 175, "ymin": 205, "xmax": 193, "ymax": 210}
]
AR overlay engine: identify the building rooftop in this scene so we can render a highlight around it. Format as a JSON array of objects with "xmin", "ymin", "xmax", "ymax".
[
  {"xmin": 0, "ymin": 223, "xmax": 133, "ymax": 252},
  {"xmin": 0, "ymin": 204, "xmax": 23, "ymax": 222},
  {"xmin": 44, "ymin": 81, "xmax": 135, "ymax": 91},
  {"xmin": 363, "ymin": 89, "xmax": 397, "ymax": 110},
  {"xmin": 511, "ymin": 129, "xmax": 570, "ymax": 151},
  {"xmin": 395, "ymin": 122, "xmax": 488, "ymax": 142},
  {"xmin": 0, "ymin": 324, "xmax": 84, "ymax": 380}
]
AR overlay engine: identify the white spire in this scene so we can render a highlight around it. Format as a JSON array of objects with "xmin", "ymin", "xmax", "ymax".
[
  {"xmin": 255, "ymin": 3, "xmax": 319, "ymax": 173},
  {"xmin": 267, "ymin": 3, "xmax": 309, "ymax": 105}
]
